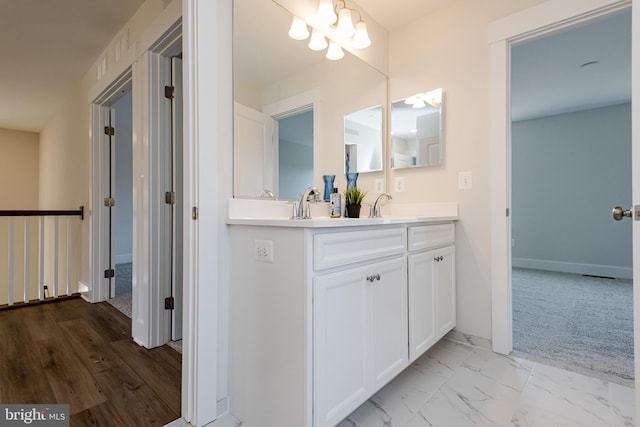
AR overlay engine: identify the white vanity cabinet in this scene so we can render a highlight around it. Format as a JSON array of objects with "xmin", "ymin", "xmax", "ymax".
[
  {"xmin": 228, "ymin": 219, "xmax": 455, "ymax": 427},
  {"xmin": 408, "ymin": 224, "xmax": 456, "ymax": 362},
  {"xmin": 313, "ymin": 230, "xmax": 408, "ymax": 427}
]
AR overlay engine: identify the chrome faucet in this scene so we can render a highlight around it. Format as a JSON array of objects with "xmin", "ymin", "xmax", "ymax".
[
  {"xmin": 296, "ymin": 186, "xmax": 320, "ymax": 219},
  {"xmin": 370, "ymin": 193, "xmax": 392, "ymax": 218},
  {"xmin": 259, "ymin": 189, "xmax": 276, "ymax": 199}
]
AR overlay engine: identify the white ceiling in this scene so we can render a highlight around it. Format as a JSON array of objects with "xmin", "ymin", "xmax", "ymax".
[
  {"xmin": 0, "ymin": 0, "xmax": 144, "ymax": 132},
  {"xmin": 511, "ymin": 10, "xmax": 631, "ymax": 121},
  {"xmin": 0, "ymin": 0, "xmax": 631, "ymax": 133}
]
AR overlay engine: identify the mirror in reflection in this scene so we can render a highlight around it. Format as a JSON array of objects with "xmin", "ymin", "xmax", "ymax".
[
  {"xmin": 233, "ymin": 0, "xmax": 387, "ymax": 200},
  {"xmin": 344, "ymin": 105, "xmax": 383, "ymax": 174},
  {"xmin": 391, "ymin": 88, "xmax": 443, "ymax": 169}
]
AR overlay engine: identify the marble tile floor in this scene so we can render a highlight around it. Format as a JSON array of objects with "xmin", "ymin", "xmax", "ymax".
[{"xmin": 205, "ymin": 338, "xmax": 635, "ymax": 427}]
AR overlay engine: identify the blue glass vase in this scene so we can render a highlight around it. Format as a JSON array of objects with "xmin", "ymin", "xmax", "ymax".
[
  {"xmin": 323, "ymin": 175, "xmax": 335, "ymax": 202},
  {"xmin": 346, "ymin": 172, "xmax": 359, "ymax": 190}
]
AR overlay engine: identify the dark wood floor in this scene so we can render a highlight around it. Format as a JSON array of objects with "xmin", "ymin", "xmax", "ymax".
[{"xmin": 0, "ymin": 297, "xmax": 182, "ymax": 426}]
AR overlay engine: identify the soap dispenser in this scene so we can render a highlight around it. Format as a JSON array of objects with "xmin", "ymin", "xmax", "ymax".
[{"xmin": 330, "ymin": 188, "xmax": 341, "ymax": 218}]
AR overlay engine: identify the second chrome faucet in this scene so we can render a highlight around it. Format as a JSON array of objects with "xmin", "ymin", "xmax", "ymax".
[{"xmin": 370, "ymin": 193, "xmax": 392, "ymax": 218}]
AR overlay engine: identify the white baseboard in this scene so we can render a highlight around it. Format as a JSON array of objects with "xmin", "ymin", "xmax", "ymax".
[
  {"xmin": 512, "ymin": 258, "xmax": 632, "ymax": 280},
  {"xmin": 115, "ymin": 253, "xmax": 132, "ymax": 264}
]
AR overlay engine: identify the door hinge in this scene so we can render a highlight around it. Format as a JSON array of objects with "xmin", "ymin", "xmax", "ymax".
[
  {"xmin": 104, "ymin": 126, "xmax": 115, "ymax": 136},
  {"xmin": 104, "ymin": 197, "xmax": 115, "ymax": 207},
  {"xmin": 192, "ymin": 206, "xmax": 199, "ymax": 220},
  {"xmin": 104, "ymin": 269, "xmax": 115, "ymax": 279},
  {"xmin": 506, "ymin": 208, "xmax": 510, "ymax": 217},
  {"xmin": 164, "ymin": 85, "xmax": 175, "ymax": 99},
  {"xmin": 165, "ymin": 296, "xmax": 175, "ymax": 310},
  {"xmin": 165, "ymin": 191, "xmax": 176, "ymax": 205}
]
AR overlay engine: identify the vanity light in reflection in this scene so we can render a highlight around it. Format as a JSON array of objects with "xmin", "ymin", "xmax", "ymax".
[
  {"xmin": 315, "ymin": 0, "xmax": 337, "ymax": 26},
  {"xmin": 308, "ymin": 30, "xmax": 328, "ymax": 51},
  {"xmin": 287, "ymin": 0, "xmax": 371, "ymax": 60},
  {"xmin": 326, "ymin": 41, "xmax": 344, "ymax": 60},
  {"xmin": 288, "ymin": 16, "xmax": 309, "ymax": 40}
]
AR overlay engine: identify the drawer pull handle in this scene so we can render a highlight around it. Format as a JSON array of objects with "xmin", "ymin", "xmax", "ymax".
[
  {"xmin": 434, "ymin": 256, "xmax": 444, "ymax": 262},
  {"xmin": 366, "ymin": 274, "xmax": 381, "ymax": 283}
]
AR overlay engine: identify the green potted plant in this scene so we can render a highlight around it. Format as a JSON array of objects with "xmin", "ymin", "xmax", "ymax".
[{"xmin": 344, "ymin": 187, "xmax": 367, "ymax": 218}]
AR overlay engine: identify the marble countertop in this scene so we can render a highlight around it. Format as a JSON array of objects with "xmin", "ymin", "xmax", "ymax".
[{"xmin": 226, "ymin": 215, "xmax": 458, "ymax": 228}]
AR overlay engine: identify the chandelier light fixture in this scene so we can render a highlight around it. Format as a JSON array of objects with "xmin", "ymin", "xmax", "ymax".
[
  {"xmin": 287, "ymin": 0, "xmax": 371, "ymax": 60},
  {"xmin": 405, "ymin": 89, "xmax": 443, "ymax": 109}
]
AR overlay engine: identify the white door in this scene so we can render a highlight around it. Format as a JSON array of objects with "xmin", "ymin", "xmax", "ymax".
[
  {"xmin": 171, "ymin": 56, "xmax": 184, "ymax": 341},
  {"xmin": 436, "ymin": 245, "xmax": 456, "ymax": 337},
  {"xmin": 314, "ymin": 266, "xmax": 369, "ymax": 427},
  {"xmin": 369, "ymin": 257, "xmax": 408, "ymax": 390},
  {"xmin": 408, "ymin": 251, "xmax": 437, "ymax": 361},
  {"xmin": 233, "ymin": 103, "xmax": 275, "ymax": 197}
]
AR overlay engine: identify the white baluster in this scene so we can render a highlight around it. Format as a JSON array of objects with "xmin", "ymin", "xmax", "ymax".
[
  {"xmin": 8, "ymin": 217, "xmax": 14, "ymax": 305},
  {"xmin": 66, "ymin": 216, "xmax": 71, "ymax": 296},
  {"xmin": 54, "ymin": 217, "xmax": 59, "ymax": 298},
  {"xmin": 24, "ymin": 217, "xmax": 30, "ymax": 304},
  {"xmin": 39, "ymin": 216, "xmax": 45, "ymax": 300}
]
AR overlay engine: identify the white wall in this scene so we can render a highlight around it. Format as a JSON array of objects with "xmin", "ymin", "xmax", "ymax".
[
  {"xmin": 388, "ymin": 0, "xmax": 547, "ymax": 340},
  {"xmin": 38, "ymin": 0, "xmax": 167, "ymax": 287},
  {"xmin": 0, "ymin": 128, "xmax": 39, "ymax": 209},
  {"xmin": 512, "ymin": 103, "xmax": 632, "ymax": 278},
  {"xmin": 114, "ymin": 91, "xmax": 134, "ymax": 264},
  {"xmin": 0, "ymin": 128, "xmax": 40, "ymax": 305}
]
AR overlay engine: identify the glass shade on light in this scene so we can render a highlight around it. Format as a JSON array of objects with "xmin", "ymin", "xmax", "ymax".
[
  {"xmin": 335, "ymin": 8, "xmax": 356, "ymax": 38},
  {"xmin": 412, "ymin": 98, "xmax": 426, "ymax": 109},
  {"xmin": 308, "ymin": 30, "xmax": 328, "ymax": 51},
  {"xmin": 326, "ymin": 41, "xmax": 344, "ymax": 60},
  {"xmin": 316, "ymin": 0, "xmax": 337, "ymax": 26},
  {"xmin": 352, "ymin": 21, "xmax": 371, "ymax": 49},
  {"xmin": 288, "ymin": 16, "xmax": 309, "ymax": 40}
]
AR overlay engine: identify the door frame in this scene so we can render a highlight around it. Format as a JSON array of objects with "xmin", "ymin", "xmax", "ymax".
[
  {"xmin": 90, "ymin": 70, "xmax": 133, "ymax": 304},
  {"xmin": 489, "ymin": 0, "xmax": 636, "ymax": 384}
]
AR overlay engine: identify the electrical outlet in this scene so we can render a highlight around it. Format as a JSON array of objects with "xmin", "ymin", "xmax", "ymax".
[
  {"xmin": 254, "ymin": 240, "xmax": 274, "ymax": 263},
  {"xmin": 374, "ymin": 179, "xmax": 384, "ymax": 194},
  {"xmin": 458, "ymin": 171, "xmax": 473, "ymax": 190},
  {"xmin": 394, "ymin": 177, "xmax": 405, "ymax": 192}
]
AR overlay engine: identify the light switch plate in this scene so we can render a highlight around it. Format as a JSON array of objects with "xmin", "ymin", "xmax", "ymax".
[
  {"xmin": 458, "ymin": 171, "xmax": 473, "ymax": 190},
  {"xmin": 374, "ymin": 179, "xmax": 384, "ymax": 194}
]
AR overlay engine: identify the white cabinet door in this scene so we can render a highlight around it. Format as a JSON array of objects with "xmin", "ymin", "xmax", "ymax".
[
  {"xmin": 314, "ymin": 265, "xmax": 369, "ymax": 427},
  {"xmin": 369, "ymin": 257, "xmax": 408, "ymax": 390},
  {"xmin": 408, "ymin": 251, "xmax": 437, "ymax": 362},
  {"xmin": 436, "ymin": 245, "xmax": 456, "ymax": 337},
  {"xmin": 314, "ymin": 257, "xmax": 408, "ymax": 427}
]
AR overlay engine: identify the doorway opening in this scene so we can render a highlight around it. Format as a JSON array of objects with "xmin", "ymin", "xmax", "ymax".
[
  {"xmin": 108, "ymin": 89, "xmax": 134, "ymax": 318},
  {"xmin": 509, "ymin": 10, "xmax": 632, "ymax": 384},
  {"xmin": 277, "ymin": 108, "xmax": 313, "ymax": 200}
]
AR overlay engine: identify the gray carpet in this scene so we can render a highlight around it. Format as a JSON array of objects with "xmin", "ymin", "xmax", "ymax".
[
  {"xmin": 512, "ymin": 267, "xmax": 634, "ymax": 385},
  {"xmin": 108, "ymin": 262, "xmax": 133, "ymax": 318}
]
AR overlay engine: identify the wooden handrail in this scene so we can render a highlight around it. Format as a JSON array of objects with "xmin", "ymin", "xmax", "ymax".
[{"xmin": 0, "ymin": 206, "xmax": 84, "ymax": 220}]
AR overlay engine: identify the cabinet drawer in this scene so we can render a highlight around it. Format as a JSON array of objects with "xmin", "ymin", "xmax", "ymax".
[
  {"xmin": 408, "ymin": 224, "xmax": 454, "ymax": 251},
  {"xmin": 314, "ymin": 228, "xmax": 407, "ymax": 270}
]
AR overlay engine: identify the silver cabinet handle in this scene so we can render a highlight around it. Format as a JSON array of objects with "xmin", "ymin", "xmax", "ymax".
[{"xmin": 366, "ymin": 274, "xmax": 381, "ymax": 282}]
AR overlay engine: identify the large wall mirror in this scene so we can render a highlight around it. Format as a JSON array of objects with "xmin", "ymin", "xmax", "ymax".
[
  {"xmin": 391, "ymin": 88, "xmax": 443, "ymax": 169},
  {"xmin": 233, "ymin": 0, "xmax": 387, "ymax": 200}
]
